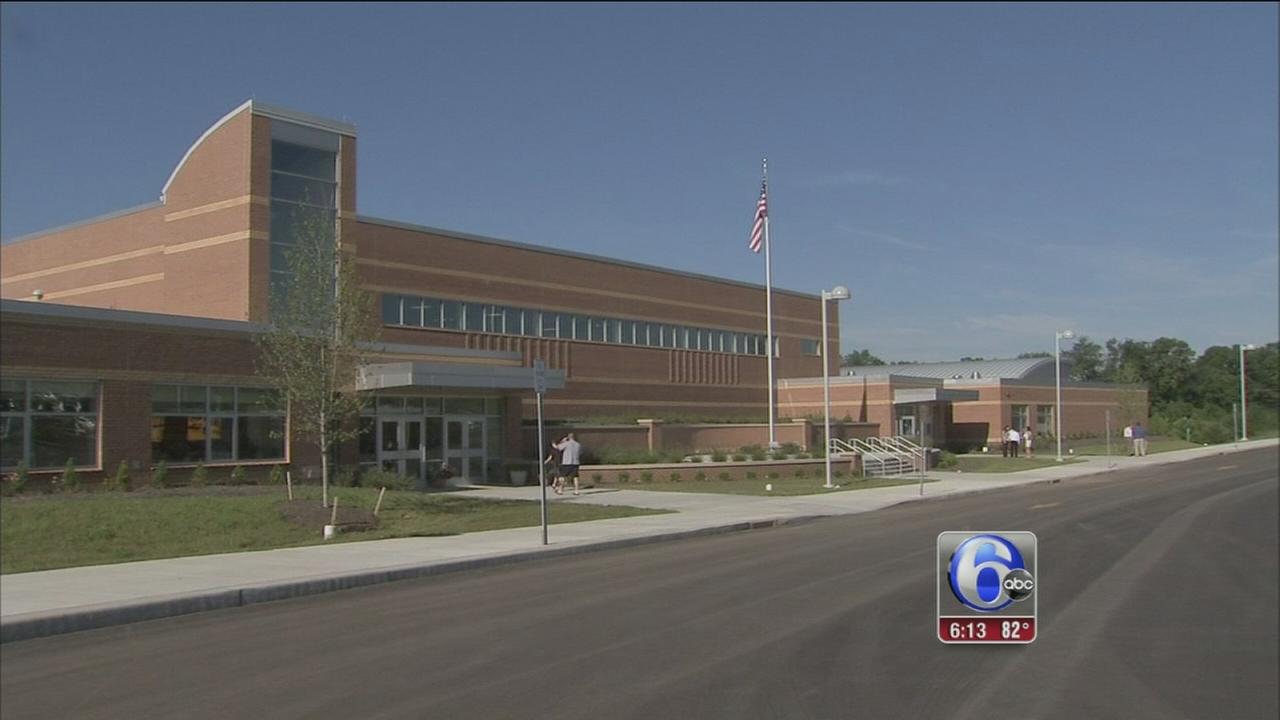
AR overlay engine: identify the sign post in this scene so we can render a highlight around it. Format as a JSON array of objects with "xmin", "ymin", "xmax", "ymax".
[{"xmin": 534, "ymin": 360, "xmax": 548, "ymax": 545}]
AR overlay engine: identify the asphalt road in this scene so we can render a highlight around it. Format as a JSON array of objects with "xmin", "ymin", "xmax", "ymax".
[{"xmin": 2, "ymin": 448, "xmax": 1277, "ymax": 719}]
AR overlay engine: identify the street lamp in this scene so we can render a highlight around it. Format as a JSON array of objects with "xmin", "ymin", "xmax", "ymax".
[
  {"xmin": 822, "ymin": 286, "xmax": 851, "ymax": 488},
  {"xmin": 1055, "ymin": 329, "xmax": 1075, "ymax": 462},
  {"xmin": 1240, "ymin": 343, "xmax": 1256, "ymax": 441}
]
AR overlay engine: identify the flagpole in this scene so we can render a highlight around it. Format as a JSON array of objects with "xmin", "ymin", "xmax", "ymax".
[{"xmin": 762, "ymin": 159, "xmax": 777, "ymax": 448}]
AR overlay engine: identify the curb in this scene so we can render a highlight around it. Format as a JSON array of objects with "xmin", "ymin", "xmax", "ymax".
[{"xmin": 0, "ymin": 516, "xmax": 815, "ymax": 644}]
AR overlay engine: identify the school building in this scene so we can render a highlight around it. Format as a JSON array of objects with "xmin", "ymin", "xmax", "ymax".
[{"xmin": 0, "ymin": 101, "xmax": 832, "ymax": 484}]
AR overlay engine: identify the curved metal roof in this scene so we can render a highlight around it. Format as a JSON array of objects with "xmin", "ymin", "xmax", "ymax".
[{"xmin": 841, "ymin": 357, "xmax": 1066, "ymax": 381}]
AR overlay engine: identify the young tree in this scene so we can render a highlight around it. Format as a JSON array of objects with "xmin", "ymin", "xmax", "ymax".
[{"xmin": 257, "ymin": 204, "xmax": 376, "ymax": 507}]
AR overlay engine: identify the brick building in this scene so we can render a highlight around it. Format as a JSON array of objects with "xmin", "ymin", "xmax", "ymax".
[{"xmin": 1, "ymin": 101, "xmax": 833, "ymax": 483}]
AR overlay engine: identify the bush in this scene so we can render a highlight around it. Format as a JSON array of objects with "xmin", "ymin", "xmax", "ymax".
[
  {"xmin": 717, "ymin": 472, "xmax": 732, "ymax": 482},
  {"xmin": 779, "ymin": 442, "xmax": 802, "ymax": 455},
  {"xmin": 766, "ymin": 472, "xmax": 780, "ymax": 481},
  {"xmin": 939, "ymin": 451, "xmax": 959, "ymax": 469},
  {"xmin": 229, "ymin": 465, "xmax": 247, "ymax": 486},
  {"xmin": 793, "ymin": 468, "xmax": 807, "ymax": 479},
  {"xmin": 745, "ymin": 471, "xmax": 757, "ymax": 481},
  {"xmin": 832, "ymin": 469, "xmax": 846, "ymax": 480},
  {"xmin": 335, "ymin": 467, "xmax": 360, "ymax": 488},
  {"xmin": 61, "ymin": 459, "xmax": 81, "ymax": 493},
  {"xmin": 640, "ymin": 471, "xmax": 654, "ymax": 484},
  {"xmin": 732, "ymin": 453, "xmax": 747, "ymax": 462},
  {"xmin": 710, "ymin": 451, "xmax": 727, "ymax": 463},
  {"xmin": 591, "ymin": 473, "xmax": 603, "ymax": 484},
  {"xmin": 669, "ymin": 472, "xmax": 682, "ymax": 483},
  {"xmin": 105, "ymin": 461, "xmax": 130, "ymax": 492},
  {"xmin": 7, "ymin": 462, "xmax": 30, "ymax": 495},
  {"xmin": 617, "ymin": 472, "xmax": 631, "ymax": 484},
  {"xmin": 151, "ymin": 460, "xmax": 170, "ymax": 488},
  {"xmin": 190, "ymin": 464, "xmax": 207, "ymax": 488},
  {"xmin": 268, "ymin": 465, "xmax": 285, "ymax": 486},
  {"xmin": 694, "ymin": 471, "xmax": 707, "ymax": 482},
  {"xmin": 689, "ymin": 455, "xmax": 704, "ymax": 463},
  {"xmin": 359, "ymin": 467, "xmax": 412, "ymax": 491}
]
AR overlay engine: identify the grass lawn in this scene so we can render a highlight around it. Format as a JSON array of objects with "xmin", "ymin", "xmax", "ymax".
[
  {"xmin": 600, "ymin": 473, "xmax": 936, "ymax": 496},
  {"xmin": 0, "ymin": 485, "xmax": 667, "ymax": 574},
  {"xmin": 949, "ymin": 455, "xmax": 1083, "ymax": 474}
]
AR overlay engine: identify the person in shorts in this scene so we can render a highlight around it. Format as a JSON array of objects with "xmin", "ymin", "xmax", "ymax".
[
  {"xmin": 553, "ymin": 433, "xmax": 583, "ymax": 496},
  {"xmin": 1024, "ymin": 426, "xmax": 1035, "ymax": 458}
]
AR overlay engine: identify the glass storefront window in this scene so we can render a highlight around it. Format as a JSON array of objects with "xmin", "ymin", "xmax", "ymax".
[
  {"xmin": 2, "ymin": 380, "xmax": 99, "ymax": 469},
  {"xmin": 151, "ymin": 385, "xmax": 285, "ymax": 464}
]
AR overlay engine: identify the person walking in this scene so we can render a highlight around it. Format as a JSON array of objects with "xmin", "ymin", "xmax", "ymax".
[
  {"xmin": 1132, "ymin": 422, "xmax": 1148, "ymax": 457},
  {"xmin": 1008, "ymin": 426, "xmax": 1021, "ymax": 458},
  {"xmin": 1001, "ymin": 426, "xmax": 1012, "ymax": 457},
  {"xmin": 553, "ymin": 433, "xmax": 583, "ymax": 496},
  {"xmin": 1024, "ymin": 426, "xmax": 1035, "ymax": 459},
  {"xmin": 1123, "ymin": 423, "xmax": 1134, "ymax": 456},
  {"xmin": 543, "ymin": 445, "xmax": 563, "ymax": 494}
]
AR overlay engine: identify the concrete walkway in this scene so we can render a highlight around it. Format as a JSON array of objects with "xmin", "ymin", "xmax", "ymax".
[{"xmin": 3, "ymin": 439, "xmax": 1275, "ymax": 643}]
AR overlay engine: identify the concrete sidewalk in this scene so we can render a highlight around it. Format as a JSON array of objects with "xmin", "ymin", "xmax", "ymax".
[{"xmin": 3, "ymin": 439, "xmax": 1275, "ymax": 643}]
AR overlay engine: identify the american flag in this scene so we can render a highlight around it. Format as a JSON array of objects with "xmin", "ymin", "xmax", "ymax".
[{"xmin": 749, "ymin": 182, "xmax": 768, "ymax": 253}]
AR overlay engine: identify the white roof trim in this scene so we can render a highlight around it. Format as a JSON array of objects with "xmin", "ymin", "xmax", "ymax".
[
  {"xmin": 159, "ymin": 100, "xmax": 357, "ymax": 204},
  {"xmin": 159, "ymin": 100, "xmax": 254, "ymax": 204}
]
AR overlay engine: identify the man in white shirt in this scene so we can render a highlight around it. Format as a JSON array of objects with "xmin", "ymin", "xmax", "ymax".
[
  {"xmin": 553, "ymin": 433, "xmax": 583, "ymax": 496},
  {"xmin": 1007, "ymin": 427, "xmax": 1021, "ymax": 458}
]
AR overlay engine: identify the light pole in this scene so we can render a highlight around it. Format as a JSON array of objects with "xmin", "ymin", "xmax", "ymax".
[
  {"xmin": 821, "ymin": 286, "xmax": 851, "ymax": 488},
  {"xmin": 1055, "ymin": 329, "xmax": 1075, "ymax": 462},
  {"xmin": 1239, "ymin": 343, "xmax": 1256, "ymax": 441}
]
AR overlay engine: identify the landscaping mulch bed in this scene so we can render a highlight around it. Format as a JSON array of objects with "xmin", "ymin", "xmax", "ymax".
[{"xmin": 277, "ymin": 498, "xmax": 379, "ymax": 532}]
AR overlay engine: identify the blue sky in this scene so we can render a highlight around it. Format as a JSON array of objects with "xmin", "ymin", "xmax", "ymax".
[{"xmin": 2, "ymin": 3, "xmax": 1276, "ymax": 361}]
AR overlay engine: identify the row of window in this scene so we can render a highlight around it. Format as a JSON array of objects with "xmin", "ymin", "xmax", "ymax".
[
  {"xmin": 151, "ymin": 385, "xmax": 287, "ymax": 464},
  {"xmin": 1011, "ymin": 405, "xmax": 1056, "ymax": 432},
  {"xmin": 382, "ymin": 293, "xmax": 784, "ymax": 356},
  {"xmin": 0, "ymin": 381, "xmax": 507, "ymax": 470},
  {"xmin": 1, "ymin": 380, "xmax": 98, "ymax": 469}
]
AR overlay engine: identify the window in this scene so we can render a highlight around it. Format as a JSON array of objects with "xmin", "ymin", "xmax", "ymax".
[
  {"xmin": 1036, "ymin": 406, "xmax": 1054, "ymax": 435},
  {"xmin": 1, "ymin": 379, "xmax": 99, "ymax": 469},
  {"xmin": 381, "ymin": 294, "xmax": 403, "ymax": 325},
  {"xmin": 801, "ymin": 339, "xmax": 820, "ymax": 356},
  {"xmin": 1011, "ymin": 405, "xmax": 1029, "ymax": 431},
  {"xmin": 151, "ymin": 385, "xmax": 284, "ymax": 463}
]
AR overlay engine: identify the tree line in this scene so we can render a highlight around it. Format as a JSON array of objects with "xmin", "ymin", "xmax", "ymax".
[{"xmin": 843, "ymin": 338, "xmax": 1279, "ymax": 443}]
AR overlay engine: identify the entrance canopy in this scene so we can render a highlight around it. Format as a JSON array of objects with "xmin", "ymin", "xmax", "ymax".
[
  {"xmin": 892, "ymin": 387, "xmax": 980, "ymax": 405},
  {"xmin": 358, "ymin": 362, "xmax": 566, "ymax": 392}
]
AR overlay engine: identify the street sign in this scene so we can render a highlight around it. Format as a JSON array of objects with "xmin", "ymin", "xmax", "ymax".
[{"xmin": 533, "ymin": 359, "xmax": 547, "ymax": 394}]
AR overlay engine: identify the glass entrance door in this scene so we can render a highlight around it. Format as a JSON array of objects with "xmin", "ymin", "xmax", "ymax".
[
  {"xmin": 379, "ymin": 418, "xmax": 424, "ymax": 487},
  {"xmin": 445, "ymin": 416, "xmax": 486, "ymax": 484}
]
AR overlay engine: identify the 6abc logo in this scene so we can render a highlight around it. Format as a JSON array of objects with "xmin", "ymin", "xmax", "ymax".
[{"xmin": 937, "ymin": 531, "xmax": 1037, "ymax": 643}]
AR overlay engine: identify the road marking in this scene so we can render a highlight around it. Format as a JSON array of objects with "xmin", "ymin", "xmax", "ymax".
[
  {"xmin": 1029, "ymin": 502, "xmax": 1061, "ymax": 510},
  {"xmin": 1216, "ymin": 465, "xmax": 1237, "ymax": 471}
]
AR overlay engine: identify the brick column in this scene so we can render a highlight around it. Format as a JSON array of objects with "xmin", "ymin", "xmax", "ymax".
[{"xmin": 637, "ymin": 419, "xmax": 663, "ymax": 453}]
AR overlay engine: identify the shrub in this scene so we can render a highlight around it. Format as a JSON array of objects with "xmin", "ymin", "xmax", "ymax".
[
  {"xmin": 61, "ymin": 459, "xmax": 81, "ymax": 492},
  {"xmin": 710, "ymin": 451, "xmax": 727, "ymax": 463},
  {"xmin": 766, "ymin": 471, "xmax": 780, "ymax": 481},
  {"xmin": 640, "ymin": 471, "xmax": 654, "ymax": 484},
  {"xmin": 779, "ymin": 442, "xmax": 802, "ymax": 455},
  {"xmin": 769, "ymin": 451, "xmax": 788, "ymax": 461},
  {"xmin": 689, "ymin": 455, "xmax": 704, "ymax": 463},
  {"xmin": 794, "ymin": 468, "xmax": 807, "ymax": 479},
  {"xmin": 151, "ymin": 460, "xmax": 170, "ymax": 488},
  {"xmin": 617, "ymin": 472, "xmax": 630, "ymax": 484},
  {"xmin": 8, "ymin": 462, "xmax": 30, "ymax": 495},
  {"xmin": 360, "ymin": 467, "xmax": 411, "ymax": 491},
  {"xmin": 190, "ymin": 464, "xmax": 208, "ymax": 488},
  {"xmin": 694, "ymin": 471, "xmax": 707, "ymax": 482},
  {"xmin": 268, "ymin": 464, "xmax": 285, "ymax": 486},
  {"xmin": 591, "ymin": 473, "xmax": 603, "ymax": 484},
  {"xmin": 939, "ymin": 451, "xmax": 959, "ymax": 469},
  {"xmin": 745, "ymin": 471, "xmax": 757, "ymax": 481},
  {"xmin": 717, "ymin": 472, "xmax": 732, "ymax": 482},
  {"xmin": 335, "ymin": 467, "xmax": 360, "ymax": 488},
  {"xmin": 732, "ymin": 453, "xmax": 747, "ymax": 462},
  {"xmin": 669, "ymin": 472, "xmax": 682, "ymax": 483},
  {"xmin": 832, "ymin": 469, "xmax": 846, "ymax": 480},
  {"xmin": 229, "ymin": 465, "xmax": 247, "ymax": 486},
  {"xmin": 105, "ymin": 461, "xmax": 131, "ymax": 492}
]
